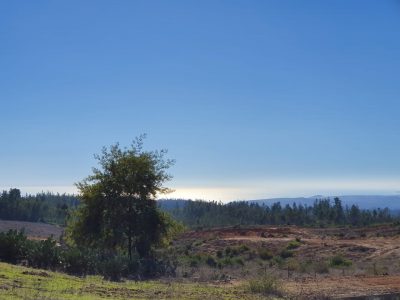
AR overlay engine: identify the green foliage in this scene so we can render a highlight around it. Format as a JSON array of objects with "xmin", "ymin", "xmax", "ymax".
[
  {"xmin": 234, "ymin": 257, "xmax": 244, "ymax": 266},
  {"xmin": 219, "ymin": 257, "xmax": 234, "ymax": 267},
  {"xmin": 99, "ymin": 254, "xmax": 130, "ymax": 281},
  {"xmin": 67, "ymin": 137, "xmax": 174, "ymax": 259},
  {"xmin": 159, "ymin": 197, "xmax": 395, "ymax": 228},
  {"xmin": 279, "ymin": 249, "xmax": 294, "ymax": 259},
  {"xmin": 330, "ymin": 255, "xmax": 352, "ymax": 268},
  {"xmin": 0, "ymin": 261, "xmax": 268, "ymax": 300},
  {"xmin": 224, "ymin": 245, "xmax": 249, "ymax": 258},
  {"xmin": 27, "ymin": 237, "xmax": 60, "ymax": 269},
  {"xmin": 61, "ymin": 247, "xmax": 98, "ymax": 276},
  {"xmin": 246, "ymin": 275, "xmax": 281, "ymax": 296},
  {"xmin": 205, "ymin": 256, "xmax": 217, "ymax": 267},
  {"xmin": 286, "ymin": 240, "xmax": 301, "ymax": 250},
  {"xmin": 258, "ymin": 249, "xmax": 273, "ymax": 260},
  {"xmin": 0, "ymin": 189, "xmax": 78, "ymax": 224},
  {"xmin": 0, "ymin": 230, "xmax": 29, "ymax": 264}
]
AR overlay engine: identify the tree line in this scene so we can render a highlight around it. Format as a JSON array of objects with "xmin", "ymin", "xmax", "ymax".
[
  {"xmin": 160, "ymin": 197, "xmax": 394, "ymax": 228},
  {"xmin": 0, "ymin": 189, "xmax": 395, "ymax": 228},
  {"xmin": 0, "ymin": 189, "xmax": 78, "ymax": 224}
]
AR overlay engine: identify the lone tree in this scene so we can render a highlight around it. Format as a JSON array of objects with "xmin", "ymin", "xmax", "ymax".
[{"xmin": 68, "ymin": 136, "xmax": 174, "ymax": 259}]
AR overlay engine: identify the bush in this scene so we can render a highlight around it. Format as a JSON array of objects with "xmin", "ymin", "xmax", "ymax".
[
  {"xmin": 27, "ymin": 237, "xmax": 60, "ymax": 269},
  {"xmin": 247, "ymin": 275, "xmax": 281, "ymax": 296},
  {"xmin": 219, "ymin": 257, "xmax": 234, "ymax": 267},
  {"xmin": 258, "ymin": 249, "xmax": 273, "ymax": 260},
  {"xmin": 61, "ymin": 247, "xmax": 97, "ymax": 275},
  {"xmin": 279, "ymin": 249, "xmax": 294, "ymax": 259},
  {"xmin": 206, "ymin": 256, "xmax": 217, "ymax": 267},
  {"xmin": 99, "ymin": 255, "xmax": 129, "ymax": 281},
  {"xmin": 286, "ymin": 240, "xmax": 301, "ymax": 250},
  {"xmin": 225, "ymin": 246, "xmax": 239, "ymax": 257},
  {"xmin": 234, "ymin": 258, "xmax": 244, "ymax": 266},
  {"xmin": 238, "ymin": 244, "xmax": 250, "ymax": 252},
  {"xmin": 0, "ymin": 230, "xmax": 29, "ymax": 263},
  {"xmin": 272, "ymin": 256, "xmax": 285, "ymax": 267},
  {"xmin": 330, "ymin": 255, "xmax": 352, "ymax": 268},
  {"xmin": 313, "ymin": 260, "xmax": 329, "ymax": 274}
]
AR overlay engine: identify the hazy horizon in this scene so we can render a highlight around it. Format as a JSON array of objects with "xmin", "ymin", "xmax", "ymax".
[{"xmin": 3, "ymin": 180, "xmax": 400, "ymax": 203}]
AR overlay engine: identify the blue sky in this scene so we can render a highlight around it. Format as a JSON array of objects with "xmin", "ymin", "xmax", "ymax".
[{"xmin": 1, "ymin": 1, "xmax": 400, "ymax": 200}]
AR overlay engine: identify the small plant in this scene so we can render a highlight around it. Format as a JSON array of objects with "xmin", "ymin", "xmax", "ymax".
[
  {"xmin": 313, "ymin": 260, "xmax": 329, "ymax": 274},
  {"xmin": 258, "ymin": 249, "xmax": 273, "ymax": 260},
  {"xmin": 219, "ymin": 257, "xmax": 234, "ymax": 267},
  {"xmin": 234, "ymin": 258, "xmax": 244, "ymax": 266},
  {"xmin": 272, "ymin": 256, "xmax": 285, "ymax": 268},
  {"xmin": 206, "ymin": 256, "xmax": 217, "ymax": 267},
  {"xmin": 286, "ymin": 240, "xmax": 301, "ymax": 250},
  {"xmin": 246, "ymin": 275, "xmax": 281, "ymax": 296},
  {"xmin": 280, "ymin": 249, "xmax": 294, "ymax": 259},
  {"xmin": 330, "ymin": 255, "xmax": 352, "ymax": 268},
  {"xmin": 225, "ymin": 246, "xmax": 239, "ymax": 257},
  {"xmin": 238, "ymin": 244, "xmax": 250, "ymax": 252}
]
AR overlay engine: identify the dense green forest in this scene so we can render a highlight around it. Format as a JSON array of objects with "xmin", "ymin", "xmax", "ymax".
[
  {"xmin": 160, "ymin": 198, "xmax": 395, "ymax": 228},
  {"xmin": 0, "ymin": 188, "xmax": 395, "ymax": 228},
  {"xmin": 0, "ymin": 189, "xmax": 78, "ymax": 224}
]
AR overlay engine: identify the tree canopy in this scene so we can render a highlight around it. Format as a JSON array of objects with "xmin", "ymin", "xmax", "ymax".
[{"xmin": 67, "ymin": 136, "xmax": 175, "ymax": 259}]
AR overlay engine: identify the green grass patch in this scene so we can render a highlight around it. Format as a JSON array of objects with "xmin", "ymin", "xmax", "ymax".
[{"xmin": 0, "ymin": 262, "xmax": 275, "ymax": 299}]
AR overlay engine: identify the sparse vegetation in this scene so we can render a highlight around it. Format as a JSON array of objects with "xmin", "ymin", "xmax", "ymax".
[
  {"xmin": 259, "ymin": 249, "xmax": 273, "ymax": 260},
  {"xmin": 246, "ymin": 275, "xmax": 281, "ymax": 296},
  {"xmin": 286, "ymin": 240, "xmax": 301, "ymax": 250},
  {"xmin": 330, "ymin": 255, "xmax": 352, "ymax": 268}
]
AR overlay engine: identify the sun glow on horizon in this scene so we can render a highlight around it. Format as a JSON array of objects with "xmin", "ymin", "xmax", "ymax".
[{"xmin": 2, "ymin": 178, "xmax": 399, "ymax": 202}]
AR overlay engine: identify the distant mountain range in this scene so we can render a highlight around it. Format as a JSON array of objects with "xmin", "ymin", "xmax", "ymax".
[{"xmin": 247, "ymin": 195, "xmax": 400, "ymax": 210}]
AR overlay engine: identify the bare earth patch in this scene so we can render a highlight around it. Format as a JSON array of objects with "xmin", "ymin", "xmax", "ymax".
[{"xmin": 0, "ymin": 219, "xmax": 63, "ymax": 240}]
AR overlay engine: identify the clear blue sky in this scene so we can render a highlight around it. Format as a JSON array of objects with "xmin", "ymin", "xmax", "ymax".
[{"xmin": 1, "ymin": 1, "xmax": 400, "ymax": 200}]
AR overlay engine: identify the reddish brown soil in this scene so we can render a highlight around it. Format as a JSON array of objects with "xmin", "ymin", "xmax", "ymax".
[
  {"xmin": 284, "ymin": 275, "xmax": 400, "ymax": 299},
  {"xmin": 179, "ymin": 224, "xmax": 400, "ymax": 298}
]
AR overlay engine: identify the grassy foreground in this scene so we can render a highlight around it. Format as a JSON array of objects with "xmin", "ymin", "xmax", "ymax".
[{"xmin": 0, "ymin": 262, "xmax": 278, "ymax": 300}]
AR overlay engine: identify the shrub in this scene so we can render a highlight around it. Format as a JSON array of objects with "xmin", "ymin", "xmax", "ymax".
[
  {"xmin": 246, "ymin": 275, "xmax": 281, "ymax": 296},
  {"xmin": 272, "ymin": 256, "xmax": 285, "ymax": 267},
  {"xmin": 330, "ymin": 255, "xmax": 352, "ymax": 268},
  {"xmin": 206, "ymin": 256, "xmax": 217, "ymax": 267},
  {"xmin": 299, "ymin": 260, "xmax": 313, "ymax": 273},
  {"xmin": 286, "ymin": 240, "xmax": 301, "ymax": 250},
  {"xmin": 314, "ymin": 261, "xmax": 329, "ymax": 274},
  {"xmin": 61, "ymin": 247, "xmax": 97, "ymax": 275},
  {"xmin": 234, "ymin": 258, "xmax": 244, "ymax": 266},
  {"xmin": 27, "ymin": 237, "xmax": 60, "ymax": 269},
  {"xmin": 279, "ymin": 249, "xmax": 294, "ymax": 259},
  {"xmin": 216, "ymin": 250, "xmax": 223, "ymax": 258},
  {"xmin": 220, "ymin": 257, "xmax": 234, "ymax": 267},
  {"xmin": 0, "ymin": 230, "xmax": 29, "ymax": 263},
  {"xmin": 238, "ymin": 244, "xmax": 250, "ymax": 252},
  {"xmin": 286, "ymin": 258, "xmax": 300, "ymax": 272},
  {"xmin": 189, "ymin": 257, "xmax": 200, "ymax": 268},
  {"xmin": 99, "ymin": 255, "xmax": 129, "ymax": 281},
  {"xmin": 258, "ymin": 249, "xmax": 273, "ymax": 260}
]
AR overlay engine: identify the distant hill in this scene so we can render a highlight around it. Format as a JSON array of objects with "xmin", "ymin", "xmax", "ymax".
[{"xmin": 247, "ymin": 195, "xmax": 400, "ymax": 210}]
